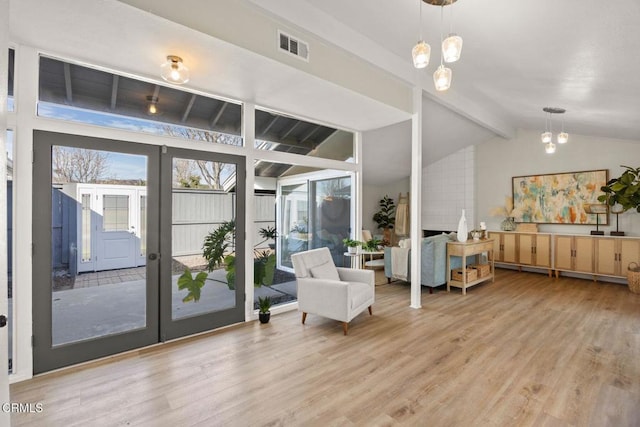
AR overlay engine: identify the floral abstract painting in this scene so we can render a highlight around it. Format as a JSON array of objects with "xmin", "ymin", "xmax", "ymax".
[{"xmin": 512, "ymin": 170, "xmax": 608, "ymax": 224}]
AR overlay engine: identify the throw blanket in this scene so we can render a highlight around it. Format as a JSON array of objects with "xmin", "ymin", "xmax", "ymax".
[
  {"xmin": 391, "ymin": 247, "xmax": 410, "ymax": 281},
  {"xmin": 395, "ymin": 202, "xmax": 409, "ymax": 236}
]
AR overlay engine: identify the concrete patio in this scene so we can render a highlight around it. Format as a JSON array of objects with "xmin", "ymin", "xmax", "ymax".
[{"xmin": 52, "ymin": 267, "xmax": 297, "ymax": 345}]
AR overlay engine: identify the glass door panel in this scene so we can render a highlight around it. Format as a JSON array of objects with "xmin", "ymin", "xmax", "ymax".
[
  {"xmin": 160, "ymin": 148, "xmax": 245, "ymax": 340},
  {"xmin": 311, "ymin": 177, "xmax": 351, "ymax": 267},
  {"xmin": 33, "ymin": 131, "xmax": 160, "ymax": 373},
  {"xmin": 278, "ymin": 183, "xmax": 308, "ymax": 269},
  {"xmin": 170, "ymin": 157, "xmax": 237, "ymax": 320}
]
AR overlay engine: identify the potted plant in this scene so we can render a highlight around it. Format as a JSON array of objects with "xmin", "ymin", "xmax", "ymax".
[
  {"xmin": 373, "ymin": 195, "xmax": 395, "ymax": 243},
  {"xmin": 258, "ymin": 226, "xmax": 277, "ymax": 249},
  {"xmin": 342, "ymin": 238, "xmax": 361, "ymax": 254},
  {"xmin": 258, "ymin": 296, "xmax": 272, "ymax": 323},
  {"xmin": 202, "ymin": 220, "xmax": 276, "ymax": 290},
  {"xmin": 598, "ymin": 165, "xmax": 640, "ymax": 212},
  {"xmin": 362, "ymin": 237, "xmax": 383, "ymax": 252}
]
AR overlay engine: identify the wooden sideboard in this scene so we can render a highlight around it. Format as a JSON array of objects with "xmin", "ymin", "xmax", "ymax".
[{"xmin": 488, "ymin": 231, "xmax": 640, "ymax": 281}]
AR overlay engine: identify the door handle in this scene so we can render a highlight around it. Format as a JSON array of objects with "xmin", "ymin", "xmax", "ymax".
[
  {"xmin": 0, "ymin": 315, "xmax": 6, "ymax": 328},
  {"xmin": 148, "ymin": 253, "xmax": 159, "ymax": 261}
]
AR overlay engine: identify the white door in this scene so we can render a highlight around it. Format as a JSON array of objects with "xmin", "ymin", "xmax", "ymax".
[{"xmin": 95, "ymin": 188, "xmax": 138, "ymax": 271}]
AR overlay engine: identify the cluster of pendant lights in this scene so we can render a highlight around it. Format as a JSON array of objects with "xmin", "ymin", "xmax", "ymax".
[
  {"xmin": 541, "ymin": 107, "xmax": 569, "ymax": 154},
  {"xmin": 412, "ymin": 0, "xmax": 463, "ymax": 92}
]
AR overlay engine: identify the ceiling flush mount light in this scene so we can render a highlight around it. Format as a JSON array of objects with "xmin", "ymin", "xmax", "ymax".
[
  {"xmin": 411, "ymin": 0, "xmax": 461, "ymax": 92},
  {"xmin": 161, "ymin": 55, "xmax": 189, "ymax": 84},
  {"xmin": 146, "ymin": 95, "xmax": 159, "ymax": 115},
  {"xmin": 541, "ymin": 107, "xmax": 568, "ymax": 154}
]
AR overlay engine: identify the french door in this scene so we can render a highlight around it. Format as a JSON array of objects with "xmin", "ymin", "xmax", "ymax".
[{"xmin": 33, "ymin": 131, "xmax": 245, "ymax": 373}]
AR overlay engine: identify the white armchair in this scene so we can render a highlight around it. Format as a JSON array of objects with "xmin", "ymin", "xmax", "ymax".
[{"xmin": 291, "ymin": 247, "xmax": 375, "ymax": 335}]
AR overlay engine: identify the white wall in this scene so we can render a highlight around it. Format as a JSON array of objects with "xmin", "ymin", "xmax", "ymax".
[
  {"xmin": 362, "ymin": 177, "xmax": 410, "ymax": 237},
  {"xmin": 477, "ymin": 129, "xmax": 640, "ymax": 236},
  {"xmin": 422, "ymin": 146, "xmax": 475, "ymax": 232}
]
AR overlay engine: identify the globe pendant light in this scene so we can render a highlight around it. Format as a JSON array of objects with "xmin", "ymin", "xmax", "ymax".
[
  {"xmin": 557, "ymin": 132, "xmax": 569, "ymax": 144},
  {"xmin": 442, "ymin": 0, "xmax": 463, "ymax": 63},
  {"xmin": 443, "ymin": 34, "xmax": 463, "ymax": 63},
  {"xmin": 557, "ymin": 115, "xmax": 569, "ymax": 143},
  {"xmin": 434, "ymin": 65, "xmax": 452, "ymax": 91},
  {"xmin": 412, "ymin": 0, "xmax": 431, "ymax": 69},
  {"xmin": 541, "ymin": 111, "xmax": 552, "ymax": 143},
  {"xmin": 545, "ymin": 142, "xmax": 556, "ymax": 154},
  {"xmin": 413, "ymin": 41, "xmax": 431, "ymax": 69},
  {"xmin": 433, "ymin": 4, "xmax": 452, "ymax": 91}
]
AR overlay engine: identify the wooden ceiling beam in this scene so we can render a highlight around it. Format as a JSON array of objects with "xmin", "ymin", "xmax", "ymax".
[
  {"xmin": 210, "ymin": 102, "xmax": 228, "ymax": 128},
  {"xmin": 63, "ymin": 63, "xmax": 73, "ymax": 104},
  {"xmin": 110, "ymin": 75, "xmax": 119, "ymax": 110},
  {"xmin": 181, "ymin": 94, "xmax": 197, "ymax": 123}
]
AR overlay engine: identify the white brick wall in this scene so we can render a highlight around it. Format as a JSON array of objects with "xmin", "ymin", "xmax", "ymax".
[{"xmin": 421, "ymin": 146, "xmax": 475, "ymax": 233}]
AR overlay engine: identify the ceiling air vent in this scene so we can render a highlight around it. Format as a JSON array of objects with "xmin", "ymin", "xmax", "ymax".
[{"xmin": 278, "ymin": 31, "xmax": 309, "ymax": 62}]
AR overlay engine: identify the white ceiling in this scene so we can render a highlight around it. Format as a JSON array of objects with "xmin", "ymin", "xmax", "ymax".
[
  {"xmin": 10, "ymin": 0, "xmax": 640, "ymax": 186},
  {"xmin": 253, "ymin": 0, "xmax": 640, "ymax": 142}
]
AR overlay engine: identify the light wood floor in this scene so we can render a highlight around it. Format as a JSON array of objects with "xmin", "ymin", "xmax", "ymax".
[{"xmin": 11, "ymin": 269, "xmax": 640, "ymax": 426}]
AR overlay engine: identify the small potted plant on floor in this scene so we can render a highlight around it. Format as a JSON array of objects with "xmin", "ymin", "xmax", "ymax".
[
  {"xmin": 258, "ymin": 296, "xmax": 272, "ymax": 324},
  {"xmin": 342, "ymin": 238, "xmax": 361, "ymax": 254}
]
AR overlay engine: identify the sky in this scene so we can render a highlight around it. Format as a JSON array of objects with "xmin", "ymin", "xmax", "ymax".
[{"xmin": 39, "ymin": 103, "xmax": 237, "ymax": 184}]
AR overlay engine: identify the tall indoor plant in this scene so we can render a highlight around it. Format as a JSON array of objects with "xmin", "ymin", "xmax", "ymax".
[{"xmin": 373, "ymin": 195, "xmax": 395, "ymax": 243}]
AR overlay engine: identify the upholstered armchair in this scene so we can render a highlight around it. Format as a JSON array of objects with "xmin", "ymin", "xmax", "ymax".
[{"xmin": 291, "ymin": 247, "xmax": 375, "ymax": 335}]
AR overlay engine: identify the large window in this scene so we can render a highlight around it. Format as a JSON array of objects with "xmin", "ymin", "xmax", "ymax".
[
  {"xmin": 255, "ymin": 108, "xmax": 354, "ymax": 162},
  {"xmin": 37, "ymin": 56, "xmax": 242, "ymax": 145},
  {"xmin": 278, "ymin": 171, "xmax": 352, "ymax": 272}
]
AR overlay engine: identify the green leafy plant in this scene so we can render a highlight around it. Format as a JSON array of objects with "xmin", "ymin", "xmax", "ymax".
[
  {"xmin": 342, "ymin": 238, "xmax": 361, "ymax": 248},
  {"xmin": 202, "ymin": 221, "xmax": 277, "ymax": 291},
  {"xmin": 598, "ymin": 165, "xmax": 640, "ymax": 213},
  {"xmin": 373, "ymin": 195, "xmax": 396, "ymax": 230},
  {"xmin": 177, "ymin": 268, "xmax": 209, "ymax": 303},
  {"xmin": 202, "ymin": 220, "xmax": 236, "ymax": 271},
  {"xmin": 258, "ymin": 296, "xmax": 272, "ymax": 314},
  {"xmin": 258, "ymin": 226, "xmax": 277, "ymax": 241},
  {"xmin": 362, "ymin": 237, "xmax": 382, "ymax": 251}
]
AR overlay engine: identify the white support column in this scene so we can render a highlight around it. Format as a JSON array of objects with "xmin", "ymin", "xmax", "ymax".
[
  {"xmin": 243, "ymin": 102, "xmax": 256, "ymax": 321},
  {"xmin": 12, "ymin": 45, "xmax": 39, "ymax": 382},
  {"xmin": 410, "ymin": 87, "xmax": 423, "ymax": 309},
  {"xmin": 353, "ymin": 131, "xmax": 363, "ymax": 240},
  {"xmin": 0, "ymin": 0, "xmax": 10, "ymax": 415}
]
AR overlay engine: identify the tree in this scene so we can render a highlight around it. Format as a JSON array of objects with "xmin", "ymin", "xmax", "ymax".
[
  {"xmin": 52, "ymin": 146, "xmax": 109, "ymax": 183},
  {"xmin": 162, "ymin": 125, "xmax": 238, "ymax": 190}
]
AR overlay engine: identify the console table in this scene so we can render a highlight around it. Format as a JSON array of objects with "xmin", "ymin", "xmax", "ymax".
[{"xmin": 446, "ymin": 239, "xmax": 495, "ymax": 295}]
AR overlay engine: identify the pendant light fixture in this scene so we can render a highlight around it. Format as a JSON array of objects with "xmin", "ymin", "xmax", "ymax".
[
  {"xmin": 161, "ymin": 55, "xmax": 190, "ymax": 84},
  {"xmin": 557, "ymin": 114, "xmax": 569, "ymax": 144},
  {"xmin": 541, "ymin": 111, "xmax": 552, "ymax": 143},
  {"xmin": 412, "ymin": 0, "xmax": 431, "ymax": 69},
  {"xmin": 411, "ymin": 0, "xmax": 460, "ymax": 92},
  {"xmin": 146, "ymin": 95, "xmax": 159, "ymax": 115},
  {"xmin": 442, "ymin": 0, "xmax": 463, "ymax": 63},
  {"xmin": 433, "ymin": 4, "xmax": 452, "ymax": 91},
  {"xmin": 541, "ymin": 107, "xmax": 568, "ymax": 154}
]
